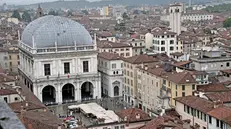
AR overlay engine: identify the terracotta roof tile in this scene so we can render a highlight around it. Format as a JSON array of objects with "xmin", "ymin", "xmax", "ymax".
[
  {"xmin": 208, "ymin": 106, "xmax": 231, "ymax": 121},
  {"xmin": 97, "ymin": 41, "xmax": 132, "ymax": 48},
  {"xmin": 174, "ymin": 96, "xmax": 214, "ymax": 113},
  {"xmin": 9, "ymin": 101, "xmax": 46, "ymax": 113},
  {"xmin": 117, "ymin": 108, "xmax": 150, "ymax": 122},
  {"xmin": 197, "ymin": 82, "xmax": 230, "ymax": 92},
  {"xmin": 98, "ymin": 52, "xmax": 122, "ymax": 60},
  {"xmin": 0, "ymin": 84, "xmax": 18, "ymax": 95},
  {"xmin": 205, "ymin": 91, "xmax": 231, "ymax": 103},
  {"xmin": 162, "ymin": 71, "xmax": 196, "ymax": 84},
  {"xmin": 123, "ymin": 55, "xmax": 157, "ymax": 64}
]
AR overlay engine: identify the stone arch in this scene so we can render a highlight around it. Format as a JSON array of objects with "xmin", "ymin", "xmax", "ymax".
[
  {"xmin": 114, "ymin": 86, "xmax": 119, "ymax": 97},
  {"xmin": 42, "ymin": 85, "xmax": 56, "ymax": 104},
  {"xmin": 81, "ymin": 81, "xmax": 94, "ymax": 100},
  {"xmin": 62, "ymin": 83, "xmax": 75, "ymax": 103}
]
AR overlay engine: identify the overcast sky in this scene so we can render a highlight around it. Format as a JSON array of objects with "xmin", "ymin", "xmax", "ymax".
[{"xmin": 0, "ymin": 0, "xmax": 97, "ymax": 5}]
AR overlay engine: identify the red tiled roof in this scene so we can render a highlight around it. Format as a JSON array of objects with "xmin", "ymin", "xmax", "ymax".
[
  {"xmin": 174, "ymin": 61, "xmax": 191, "ymax": 67},
  {"xmin": 98, "ymin": 52, "xmax": 122, "ymax": 60},
  {"xmin": 162, "ymin": 71, "xmax": 196, "ymax": 84},
  {"xmin": 9, "ymin": 101, "xmax": 46, "ymax": 113},
  {"xmin": 0, "ymin": 83, "xmax": 18, "ymax": 95},
  {"xmin": 123, "ymin": 54, "xmax": 157, "ymax": 64},
  {"xmin": 197, "ymin": 82, "xmax": 230, "ymax": 92},
  {"xmin": 140, "ymin": 115, "xmax": 184, "ymax": 129},
  {"xmin": 221, "ymin": 69, "xmax": 231, "ymax": 74},
  {"xmin": 208, "ymin": 106, "xmax": 231, "ymax": 121},
  {"xmin": 205, "ymin": 91, "xmax": 231, "ymax": 103},
  {"xmin": 174, "ymin": 96, "xmax": 214, "ymax": 113},
  {"xmin": 97, "ymin": 41, "xmax": 131, "ymax": 48},
  {"xmin": 117, "ymin": 108, "xmax": 150, "ymax": 122}
]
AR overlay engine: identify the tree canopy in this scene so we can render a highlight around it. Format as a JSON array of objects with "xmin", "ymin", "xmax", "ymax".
[
  {"xmin": 223, "ymin": 18, "xmax": 231, "ymax": 28},
  {"xmin": 81, "ymin": 10, "xmax": 89, "ymax": 15},
  {"xmin": 22, "ymin": 11, "xmax": 31, "ymax": 23},
  {"xmin": 48, "ymin": 10, "xmax": 58, "ymax": 16},
  {"xmin": 11, "ymin": 10, "xmax": 21, "ymax": 20}
]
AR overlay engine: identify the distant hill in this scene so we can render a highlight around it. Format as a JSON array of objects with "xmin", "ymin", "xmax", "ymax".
[{"xmin": 18, "ymin": 0, "xmax": 210, "ymax": 10}]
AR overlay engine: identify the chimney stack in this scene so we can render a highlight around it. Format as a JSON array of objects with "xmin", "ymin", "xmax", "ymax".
[{"xmin": 136, "ymin": 113, "xmax": 141, "ymax": 119}]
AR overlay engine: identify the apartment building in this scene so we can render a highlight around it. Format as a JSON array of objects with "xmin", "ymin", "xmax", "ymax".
[
  {"xmin": 97, "ymin": 41, "xmax": 133, "ymax": 58},
  {"xmin": 0, "ymin": 47, "xmax": 9, "ymax": 70},
  {"xmin": 137, "ymin": 64, "xmax": 164, "ymax": 115},
  {"xmin": 175, "ymin": 96, "xmax": 231, "ymax": 129},
  {"xmin": 8, "ymin": 46, "xmax": 19, "ymax": 73},
  {"xmin": 127, "ymin": 38, "xmax": 145, "ymax": 56},
  {"xmin": 161, "ymin": 71, "xmax": 197, "ymax": 106},
  {"xmin": 98, "ymin": 52, "xmax": 123, "ymax": 97},
  {"xmin": 191, "ymin": 50, "xmax": 231, "ymax": 75},
  {"xmin": 152, "ymin": 28, "xmax": 180, "ymax": 56},
  {"xmin": 123, "ymin": 55, "xmax": 157, "ymax": 106}
]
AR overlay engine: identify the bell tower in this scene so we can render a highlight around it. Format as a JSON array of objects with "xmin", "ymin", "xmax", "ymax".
[
  {"xmin": 169, "ymin": 3, "xmax": 183, "ymax": 35},
  {"xmin": 36, "ymin": 5, "xmax": 44, "ymax": 18}
]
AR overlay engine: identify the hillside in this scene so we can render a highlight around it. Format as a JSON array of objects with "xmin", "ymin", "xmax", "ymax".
[{"xmin": 19, "ymin": 0, "xmax": 211, "ymax": 10}]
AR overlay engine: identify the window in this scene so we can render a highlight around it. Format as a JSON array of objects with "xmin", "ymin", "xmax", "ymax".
[
  {"xmin": 203, "ymin": 127, "xmax": 206, "ymax": 129},
  {"xmin": 163, "ymin": 80, "xmax": 166, "ymax": 85},
  {"xmin": 121, "ymin": 63, "xmax": 123, "ymax": 68},
  {"xmin": 187, "ymin": 106, "xmax": 190, "ymax": 114},
  {"xmin": 191, "ymin": 108, "xmax": 194, "ymax": 115},
  {"xmin": 182, "ymin": 92, "xmax": 185, "ymax": 97},
  {"xmin": 4, "ymin": 56, "xmax": 7, "ymax": 60},
  {"xmin": 64, "ymin": 62, "xmax": 70, "ymax": 74},
  {"xmin": 175, "ymin": 85, "xmax": 177, "ymax": 90},
  {"xmin": 197, "ymin": 110, "xmax": 199, "ymax": 118},
  {"xmin": 114, "ymin": 126, "xmax": 119, "ymax": 129},
  {"xmin": 170, "ymin": 40, "xmax": 174, "ymax": 44},
  {"xmin": 103, "ymin": 127, "xmax": 108, "ymax": 129},
  {"xmin": 18, "ymin": 61, "xmax": 20, "ymax": 65},
  {"xmin": 221, "ymin": 121, "xmax": 223, "ymax": 129},
  {"xmin": 126, "ymin": 53, "xmax": 130, "ymax": 56},
  {"xmin": 44, "ymin": 64, "xmax": 51, "ymax": 76},
  {"xmin": 14, "ymin": 97, "xmax": 18, "ymax": 101},
  {"xmin": 112, "ymin": 63, "xmax": 116, "ymax": 69},
  {"xmin": 9, "ymin": 62, "xmax": 12, "ymax": 66},
  {"xmin": 120, "ymin": 125, "xmax": 125, "ymax": 129},
  {"xmin": 4, "ymin": 97, "xmax": 7, "ymax": 103},
  {"xmin": 175, "ymin": 91, "xmax": 177, "ymax": 97},
  {"xmin": 83, "ymin": 61, "xmax": 89, "ymax": 72},
  {"xmin": 216, "ymin": 119, "xmax": 219, "ymax": 127},
  {"xmin": 204, "ymin": 114, "xmax": 207, "ymax": 122},
  {"xmin": 182, "ymin": 85, "xmax": 185, "ymax": 90},
  {"xmin": 227, "ymin": 62, "xmax": 230, "ymax": 67},
  {"xmin": 192, "ymin": 84, "xmax": 195, "ymax": 90},
  {"xmin": 170, "ymin": 46, "xmax": 174, "ymax": 51},
  {"xmin": 209, "ymin": 116, "xmax": 212, "ymax": 124},
  {"xmin": 161, "ymin": 41, "xmax": 165, "ymax": 45},
  {"xmin": 17, "ymin": 55, "xmax": 20, "ymax": 60},
  {"xmin": 9, "ymin": 55, "xmax": 11, "ymax": 60},
  {"xmin": 161, "ymin": 47, "xmax": 165, "ymax": 51}
]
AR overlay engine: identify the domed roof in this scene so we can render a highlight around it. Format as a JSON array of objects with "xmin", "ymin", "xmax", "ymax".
[{"xmin": 21, "ymin": 15, "xmax": 93, "ymax": 48}]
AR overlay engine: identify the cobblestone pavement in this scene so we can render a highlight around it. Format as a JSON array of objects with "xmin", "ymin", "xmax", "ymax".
[{"xmin": 48, "ymin": 97, "xmax": 132, "ymax": 116}]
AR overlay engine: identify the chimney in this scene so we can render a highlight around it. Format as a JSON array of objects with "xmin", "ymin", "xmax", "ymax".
[
  {"xmin": 144, "ymin": 65, "xmax": 148, "ymax": 70},
  {"xmin": 136, "ymin": 113, "xmax": 141, "ymax": 119}
]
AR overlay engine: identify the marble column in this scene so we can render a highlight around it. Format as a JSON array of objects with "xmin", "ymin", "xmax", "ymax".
[{"xmin": 56, "ymin": 84, "xmax": 62, "ymax": 104}]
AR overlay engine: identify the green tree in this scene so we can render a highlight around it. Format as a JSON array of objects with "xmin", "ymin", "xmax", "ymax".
[
  {"xmin": 223, "ymin": 18, "xmax": 231, "ymax": 28},
  {"xmin": 22, "ymin": 11, "xmax": 31, "ymax": 22},
  {"xmin": 48, "ymin": 10, "xmax": 58, "ymax": 16},
  {"xmin": 81, "ymin": 10, "xmax": 89, "ymax": 15},
  {"xmin": 11, "ymin": 10, "xmax": 21, "ymax": 20},
  {"xmin": 122, "ymin": 12, "xmax": 129, "ymax": 20}
]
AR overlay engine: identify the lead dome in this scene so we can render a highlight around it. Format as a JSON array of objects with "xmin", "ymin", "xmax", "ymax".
[{"xmin": 21, "ymin": 15, "xmax": 93, "ymax": 48}]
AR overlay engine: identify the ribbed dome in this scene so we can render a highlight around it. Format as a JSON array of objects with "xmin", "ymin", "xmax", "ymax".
[{"xmin": 21, "ymin": 15, "xmax": 93, "ymax": 48}]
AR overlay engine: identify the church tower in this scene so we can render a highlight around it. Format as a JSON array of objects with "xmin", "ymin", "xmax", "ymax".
[
  {"xmin": 169, "ymin": 3, "xmax": 183, "ymax": 35},
  {"xmin": 36, "ymin": 5, "xmax": 44, "ymax": 18}
]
